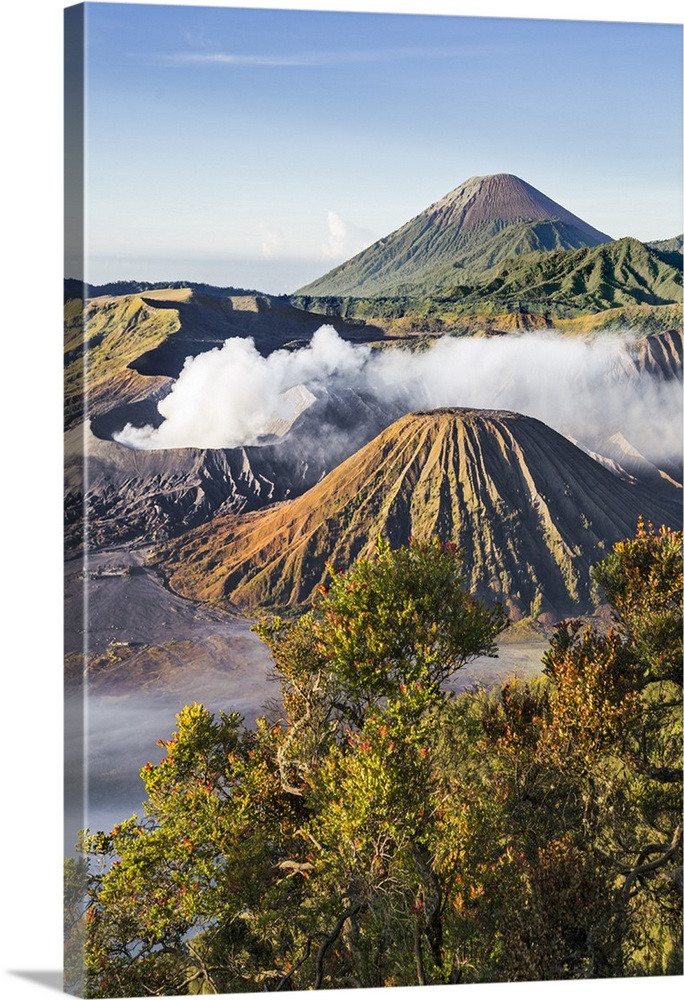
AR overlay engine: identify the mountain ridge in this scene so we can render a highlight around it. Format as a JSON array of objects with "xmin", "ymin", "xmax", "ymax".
[
  {"xmin": 64, "ymin": 289, "xmax": 384, "ymax": 432},
  {"xmin": 441, "ymin": 237, "xmax": 683, "ymax": 312}
]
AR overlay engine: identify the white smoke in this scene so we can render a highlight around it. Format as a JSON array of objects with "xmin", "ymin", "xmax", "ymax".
[
  {"xmin": 114, "ymin": 326, "xmax": 682, "ymax": 470},
  {"xmin": 115, "ymin": 326, "xmax": 371, "ymax": 450}
]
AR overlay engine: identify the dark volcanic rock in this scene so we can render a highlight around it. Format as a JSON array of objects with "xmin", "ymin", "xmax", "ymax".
[
  {"xmin": 64, "ymin": 381, "xmax": 416, "ymax": 552},
  {"xmin": 127, "ymin": 293, "xmax": 381, "ymax": 378}
]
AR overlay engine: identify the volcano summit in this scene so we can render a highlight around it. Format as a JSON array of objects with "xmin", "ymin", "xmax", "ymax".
[{"xmin": 297, "ymin": 173, "xmax": 613, "ymax": 297}]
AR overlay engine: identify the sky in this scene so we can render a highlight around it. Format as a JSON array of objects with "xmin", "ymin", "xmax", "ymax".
[{"xmin": 73, "ymin": 1, "xmax": 684, "ymax": 292}]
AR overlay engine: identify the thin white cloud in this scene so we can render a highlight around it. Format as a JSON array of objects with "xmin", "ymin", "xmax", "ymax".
[
  {"xmin": 140, "ymin": 45, "xmax": 487, "ymax": 69},
  {"xmin": 260, "ymin": 226, "xmax": 283, "ymax": 259},
  {"xmin": 322, "ymin": 210, "xmax": 374, "ymax": 261},
  {"xmin": 157, "ymin": 52, "xmax": 328, "ymax": 66}
]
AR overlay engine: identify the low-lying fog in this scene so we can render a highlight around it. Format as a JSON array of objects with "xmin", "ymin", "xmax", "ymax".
[
  {"xmin": 65, "ymin": 549, "xmax": 279, "ymax": 852},
  {"xmin": 66, "ymin": 634, "xmax": 546, "ymax": 853},
  {"xmin": 65, "ymin": 667, "xmax": 277, "ymax": 853},
  {"xmin": 64, "ymin": 550, "xmax": 546, "ymax": 852}
]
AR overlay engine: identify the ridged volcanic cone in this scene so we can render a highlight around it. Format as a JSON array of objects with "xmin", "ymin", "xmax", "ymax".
[{"xmin": 158, "ymin": 408, "xmax": 680, "ymax": 621}]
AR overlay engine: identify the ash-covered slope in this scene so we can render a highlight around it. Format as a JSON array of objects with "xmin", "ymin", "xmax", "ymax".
[
  {"xmin": 423, "ymin": 174, "xmax": 609, "ymax": 237},
  {"xmin": 64, "ymin": 422, "xmax": 312, "ymax": 552},
  {"xmin": 157, "ymin": 408, "xmax": 679, "ymax": 622},
  {"xmin": 297, "ymin": 174, "xmax": 612, "ymax": 297},
  {"xmin": 619, "ymin": 328, "xmax": 682, "ymax": 383},
  {"xmin": 64, "ymin": 382, "xmax": 416, "ymax": 551},
  {"xmin": 589, "ymin": 329, "xmax": 683, "ymax": 488}
]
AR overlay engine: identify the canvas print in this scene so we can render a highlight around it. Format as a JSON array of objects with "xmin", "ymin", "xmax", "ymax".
[{"xmin": 64, "ymin": 2, "xmax": 683, "ymax": 995}]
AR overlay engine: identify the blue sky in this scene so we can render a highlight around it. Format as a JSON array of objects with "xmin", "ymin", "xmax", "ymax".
[{"xmin": 77, "ymin": 2, "xmax": 683, "ymax": 292}]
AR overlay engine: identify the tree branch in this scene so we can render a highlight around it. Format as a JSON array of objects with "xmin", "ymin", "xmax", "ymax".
[
  {"xmin": 314, "ymin": 903, "xmax": 362, "ymax": 989},
  {"xmin": 643, "ymin": 765, "xmax": 682, "ymax": 784},
  {"xmin": 619, "ymin": 825, "xmax": 683, "ymax": 904},
  {"xmin": 274, "ymin": 938, "xmax": 312, "ymax": 991},
  {"xmin": 413, "ymin": 916, "xmax": 426, "ymax": 986}
]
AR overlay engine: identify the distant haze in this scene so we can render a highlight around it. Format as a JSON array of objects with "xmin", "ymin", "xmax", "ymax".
[
  {"xmin": 82, "ymin": 255, "xmax": 330, "ymax": 297},
  {"xmin": 114, "ymin": 327, "xmax": 683, "ymax": 470}
]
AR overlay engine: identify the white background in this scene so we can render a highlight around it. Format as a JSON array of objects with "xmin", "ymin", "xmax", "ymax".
[{"xmin": 1, "ymin": 1, "xmax": 682, "ymax": 998}]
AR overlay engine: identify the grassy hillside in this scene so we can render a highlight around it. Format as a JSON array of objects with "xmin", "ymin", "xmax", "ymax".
[
  {"xmin": 64, "ymin": 292, "xmax": 179, "ymax": 430},
  {"xmin": 447, "ymin": 237, "xmax": 682, "ymax": 312},
  {"xmin": 292, "ymin": 238, "xmax": 682, "ymax": 335},
  {"xmin": 299, "ymin": 220, "xmax": 608, "ymax": 298},
  {"xmin": 64, "ymin": 288, "xmax": 386, "ymax": 431}
]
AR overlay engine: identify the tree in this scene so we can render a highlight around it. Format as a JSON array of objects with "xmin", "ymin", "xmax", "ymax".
[
  {"xmin": 82, "ymin": 705, "xmax": 312, "ymax": 995},
  {"xmin": 80, "ymin": 539, "xmax": 507, "ymax": 994},
  {"xmin": 589, "ymin": 521, "xmax": 682, "ymax": 973},
  {"xmin": 253, "ymin": 538, "xmax": 506, "ymax": 799},
  {"xmin": 258, "ymin": 537, "xmax": 506, "ymax": 726},
  {"xmin": 593, "ymin": 517, "xmax": 682, "ymax": 691},
  {"xmin": 317, "ymin": 537, "xmax": 506, "ymax": 707},
  {"xmin": 77, "ymin": 528, "xmax": 682, "ymax": 993},
  {"xmin": 252, "ymin": 538, "xmax": 508, "ymax": 987},
  {"xmin": 531, "ymin": 522, "xmax": 683, "ymax": 975}
]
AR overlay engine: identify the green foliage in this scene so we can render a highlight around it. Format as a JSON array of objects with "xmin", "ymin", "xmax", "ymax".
[
  {"xmin": 537, "ymin": 522, "xmax": 683, "ymax": 974},
  {"xmin": 76, "ymin": 529, "xmax": 682, "ymax": 994},
  {"xmin": 593, "ymin": 518, "xmax": 683, "ymax": 688},
  {"xmin": 314, "ymin": 537, "xmax": 507, "ymax": 708},
  {"xmin": 64, "ymin": 855, "xmax": 88, "ymax": 994}
]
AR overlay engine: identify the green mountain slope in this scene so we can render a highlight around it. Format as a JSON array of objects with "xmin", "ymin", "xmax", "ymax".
[
  {"xmin": 646, "ymin": 234, "xmax": 683, "ymax": 271},
  {"xmin": 297, "ymin": 173, "xmax": 612, "ymax": 297},
  {"xmin": 293, "ymin": 239, "xmax": 682, "ymax": 331},
  {"xmin": 443, "ymin": 237, "xmax": 683, "ymax": 313},
  {"xmin": 647, "ymin": 235, "xmax": 683, "ymax": 253}
]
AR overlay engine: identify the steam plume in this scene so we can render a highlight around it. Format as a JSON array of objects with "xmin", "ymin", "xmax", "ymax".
[{"xmin": 114, "ymin": 326, "xmax": 682, "ymax": 470}]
